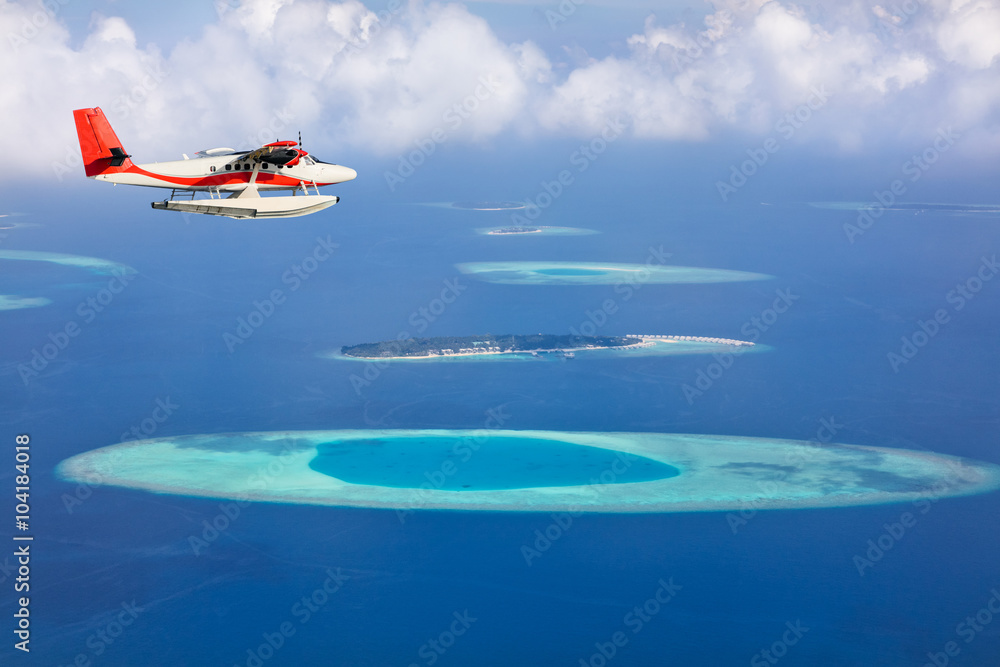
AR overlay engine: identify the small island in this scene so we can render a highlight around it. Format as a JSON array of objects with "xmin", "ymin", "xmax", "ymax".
[
  {"xmin": 332, "ymin": 334, "xmax": 757, "ymax": 363},
  {"xmin": 451, "ymin": 201, "xmax": 526, "ymax": 211},
  {"xmin": 476, "ymin": 225, "xmax": 600, "ymax": 237},
  {"xmin": 342, "ymin": 333, "xmax": 642, "ymax": 359},
  {"xmin": 488, "ymin": 226, "xmax": 541, "ymax": 235}
]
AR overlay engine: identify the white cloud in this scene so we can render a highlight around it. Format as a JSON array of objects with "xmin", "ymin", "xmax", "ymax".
[
  {"xmin": 538, "ymin": 1, "xmax": 941, "ymax": 145},
  {"xmin": 512, "ymin": 40, "xmax": 553, "ymax": 85},
  {"xmin": 1, "ymin": 0, "xmax": 999, "ymax": 180},
  {"xmin": 326, "ymin": 2, "xmax": 530, "ymax": 148},
  {"xmin": 935, "ymin": 0, "xmax": 1000, "ymax": 69},
  {"xmin": 538, "ymin": 57, "xmax": 712, "ymax": 140}
]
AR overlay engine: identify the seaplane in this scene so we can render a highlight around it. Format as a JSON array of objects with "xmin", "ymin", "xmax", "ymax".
[{"xmin": 72, "ymin": 107, "xmax": 357, "ymax": 219}]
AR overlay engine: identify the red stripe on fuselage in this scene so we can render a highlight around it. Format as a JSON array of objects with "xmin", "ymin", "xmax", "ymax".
[{"xmin": 126, "ymin": 164, "xmax": 331, "ymax": 188}]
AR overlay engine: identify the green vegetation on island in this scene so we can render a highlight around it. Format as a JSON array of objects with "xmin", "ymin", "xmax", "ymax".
[
  {"xmin": 341, "ymin": 333, "xmax": 642, "ymax": 359},
  {"xmin": 489, "ymin": 226, "xmax": 540, "ymax": 234}
]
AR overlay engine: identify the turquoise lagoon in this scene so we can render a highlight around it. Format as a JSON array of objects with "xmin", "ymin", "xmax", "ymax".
[
  {"xmin": 809, "ymin": 201, "xmax": 1000, "ymax": 214},
  {"xmin": 456, "ymin": 261, "xmax": 771, "ymax": 285},
  {"xmin": 0, "ymin": 294, "xmax": 51, "ymax": 311},
  {"xmin": 57, "ymin": 430, "xmax": 1000, "ymax": 513},
  {"xmin": 309, "ymin": 435, "xmax": 679, "ymax": 491},
  {"xmin": 0, "ymin": 249, "xmax": 134, "ymax": 275},
  {"xmin": 0, "ymin": 249, "xmax": 136, "ymax": 311}
]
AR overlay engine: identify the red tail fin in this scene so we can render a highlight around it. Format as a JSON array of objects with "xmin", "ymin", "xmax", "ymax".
[{"xmin": 73, "ymin": 107, "xmax": 134, "ymax": 177}]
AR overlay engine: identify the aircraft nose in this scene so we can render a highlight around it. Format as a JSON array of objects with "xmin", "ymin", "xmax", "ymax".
[{"xmin": 330, "ymin": 165, "xmax": 357, "ymax": 183}]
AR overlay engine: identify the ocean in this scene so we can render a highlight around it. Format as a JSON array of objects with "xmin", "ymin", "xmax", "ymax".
[{"xmin": 2, "ymin": 143, "xmax": 999, "ymax": 666}]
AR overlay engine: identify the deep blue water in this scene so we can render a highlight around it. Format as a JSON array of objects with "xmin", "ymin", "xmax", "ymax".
[
  {"xmin": 1, "ymin": 146, "xmax": 999, "ymax": 666},
  {"xmin": 308, "ymin": 435, "xmax": 678, "ymax": 490}
]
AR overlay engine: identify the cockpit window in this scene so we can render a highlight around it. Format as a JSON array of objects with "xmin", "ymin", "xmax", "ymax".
[{"xmin": 303, "ymin": 156, "xmax": 316, "ymax": 166}]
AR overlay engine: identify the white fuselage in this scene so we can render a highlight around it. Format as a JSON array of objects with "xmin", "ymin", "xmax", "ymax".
[{"xmin": 96, "ymin": 153, "xmax": 357, "ymax": 192}]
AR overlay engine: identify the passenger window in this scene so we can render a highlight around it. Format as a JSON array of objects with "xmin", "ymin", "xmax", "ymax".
[{"xmin": 225, "ymin": 164, "xmax": 231, "ymax": 171}]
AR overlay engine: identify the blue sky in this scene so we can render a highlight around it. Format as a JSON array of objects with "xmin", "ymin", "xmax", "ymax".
[{"xmin": 3, "ymin": 0, "xmax": 999, "ymax": 186}]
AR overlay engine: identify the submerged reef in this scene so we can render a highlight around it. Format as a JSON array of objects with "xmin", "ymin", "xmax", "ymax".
[{"xmin": 57, "ymin": 430, "xmax": 1000, "ymax": 514}]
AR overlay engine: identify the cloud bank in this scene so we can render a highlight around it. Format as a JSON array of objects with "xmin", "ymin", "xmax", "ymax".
[{"xmin": 2, "ymin": 0, "xmax": 998, "ymax": 178}]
